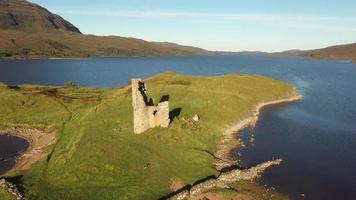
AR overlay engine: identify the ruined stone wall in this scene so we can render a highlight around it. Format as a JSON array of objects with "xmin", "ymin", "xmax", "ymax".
[
  {"xmin": 132, "ymin": 79, "xmax": 170, "ymax": 134},
  {"xmin": 164, "ymin": 159, "xmax": 283, "ymax": 200}
]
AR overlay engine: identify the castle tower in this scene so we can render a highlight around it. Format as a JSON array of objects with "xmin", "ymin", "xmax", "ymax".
[
  {"xmin": 132, "ymin": 78, "xmax": 170, "ymax": 134},
  {"xmin": 132, "ymin": 78, "xmax": 150, "ymax": 134}
]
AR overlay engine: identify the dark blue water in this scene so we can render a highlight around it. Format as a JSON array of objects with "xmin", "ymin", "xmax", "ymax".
[
  {"xmin": 0, "ymin": 135, "xmax": 29, "ymax": 176},
  {"xmin": 0, "ymin": 56, "xmax": 355, "ymax": 199}
]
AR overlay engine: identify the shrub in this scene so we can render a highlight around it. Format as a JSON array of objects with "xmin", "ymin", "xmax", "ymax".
[{"xmin": 64, "ymin": 81, "xmax": 79, "ymax": 89}]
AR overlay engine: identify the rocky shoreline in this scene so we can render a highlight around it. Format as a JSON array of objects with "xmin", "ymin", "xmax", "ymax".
[
  {"xmin": 0, "ymin": 126, "xmax": 56, "ymax": 176},
  {"xmin": 215, "ymin": 90, "xmax": 303, "ymax": 168},
  {"xmin": 163, "ymin": 90, "xmax": 303, "ymax": 199}
]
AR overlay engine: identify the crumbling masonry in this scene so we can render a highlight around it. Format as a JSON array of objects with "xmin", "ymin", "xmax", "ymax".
[{"xmin": 132, "ymin": 78, "xmax": 170, "ymax": 134}]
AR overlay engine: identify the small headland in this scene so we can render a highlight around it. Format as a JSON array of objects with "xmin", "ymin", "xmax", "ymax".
[{"xmin": 0, "ymin": 72, "xmax": 301, "ymax": 200}]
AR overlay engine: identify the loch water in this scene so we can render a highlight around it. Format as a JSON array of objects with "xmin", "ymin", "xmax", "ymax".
[
  {"xmin": 0, "ymin": 135, "xmax": 29, "ymax": 175},
  {"xmin": 0, "ymin": 55, "xmax": 355, "ymax": 199}
]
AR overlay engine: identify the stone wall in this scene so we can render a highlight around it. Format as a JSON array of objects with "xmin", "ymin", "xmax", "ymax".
[
  {"xmin": 163, "ymin": 159, "xmax": 282, "ymax": 200},
  {"xmin": 132, "ymin": 79, "xmax": 170, "ymax": 134}
]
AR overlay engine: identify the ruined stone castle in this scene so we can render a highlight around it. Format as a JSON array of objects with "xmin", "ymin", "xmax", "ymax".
[{"xmin": 132, "ymin": 78, "xmax": 170, "ymax": 134}]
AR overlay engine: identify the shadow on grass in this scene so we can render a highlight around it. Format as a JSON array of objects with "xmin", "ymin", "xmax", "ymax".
[
  {"xmin": 169, "ymin": 108, "xmax": 182, "ymax": 124},
  {"xmin": 7, "ymin": 85, "xmax": 21, "ymax": 91},
  {"xmin": 158, "ymin": 184, "xmax": 192, "ymax": 200},
  {"xmin": 160, "ymin": 95, "xmax": 170, "ymax": 102},
  {"xmin": 5, "ymin": 175, "xmax": 25, "ymax": 195}
]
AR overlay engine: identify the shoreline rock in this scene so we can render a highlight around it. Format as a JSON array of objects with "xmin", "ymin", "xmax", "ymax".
[{"xmin": 163, "ymin": 159, "xmax": 283, "ymax": 200}]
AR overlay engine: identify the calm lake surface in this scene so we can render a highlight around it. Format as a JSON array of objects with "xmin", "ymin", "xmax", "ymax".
[
  {"xmin": 0, "ymin": 56, "xmax": 356, "ymax": 199},
  {"xmin": 0, "ymin": 135, "xmax": 29, "ymax": 175}
]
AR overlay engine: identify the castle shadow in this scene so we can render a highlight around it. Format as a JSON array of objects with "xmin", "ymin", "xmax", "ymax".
[
  {"xmin": 7, "ymin": 85, "xmax": 21, "ymax": 91},
  {"xmin": 169, "ymin": 107, "xmax": 182, "ymax": 123},
  {"xmin": 160, "ymin": 95, "xmax": 170, "ymax": 102}
]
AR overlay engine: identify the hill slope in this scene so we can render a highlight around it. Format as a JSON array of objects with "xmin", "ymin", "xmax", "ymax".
[
  {"xmin": 0, "ymin": 0, "xmax": 211, "ymax": 59},
  {"xmin": 0, "ymin": 0, "xmax": 80, "ymax": 33},
  {"xmin": 239, "ymin": 44, "xmax": 356, "ymax": 63},
  {"xmin": 299, "ymin": 43, "xmax": 356, "ymax": 62},
  {"xmin": 0, "ymin": 30, "xmax": 211, "ymax": 58}
]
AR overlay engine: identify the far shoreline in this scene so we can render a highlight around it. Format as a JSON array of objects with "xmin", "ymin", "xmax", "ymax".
[{"xmin": 1, "ymin": 54, "xmax": 355, "ymax": 63}]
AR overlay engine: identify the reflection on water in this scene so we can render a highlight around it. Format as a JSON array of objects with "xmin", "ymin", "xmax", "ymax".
[
  {"xmin": 292, "ymin": 76, "xmax": 311, "ymax": 96},
  {"xmin": 277, "ymin": 107, "xmax": 354, "ymax": 132},
  {"xmin": 0, "ymin": 55, "xmax": 356, "ymax": 199}
]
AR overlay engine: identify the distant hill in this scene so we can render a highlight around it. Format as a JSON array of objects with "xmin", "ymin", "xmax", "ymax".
[
  {"xmin": 0, "ymin": 0, "xmax": 80, "ymax": 33},
  {"xmin": 151, "ymin": 42, "xmax": 210, "ymax": 55},
  {"xmin": 0, "ymin": 0, "xmax": 211, "ymax": 59},
  {"xmin": 236, "ymin": 45, "xmax": 356, "ymax": 63},
  {"xmin": 299, "ymin": 43, "xmax": 356, "ymax": 62},
  {"xmin": 0, "ymin": 30, "xmax": 213, "ymax": 58}
]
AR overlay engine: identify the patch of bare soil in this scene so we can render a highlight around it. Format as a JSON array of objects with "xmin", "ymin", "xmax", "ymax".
[{"xmin": 170, "ymin": 178, "xmax": 186, "ymax": 192}]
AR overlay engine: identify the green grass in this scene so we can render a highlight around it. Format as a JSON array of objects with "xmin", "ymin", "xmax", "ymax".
[
  {"xmin": 0, "ymin": 188, "xmax": 17, "ymax": 200},
  {"xmin": 0, "ymin": 72, "xmax": 298, "ymax": 200}
]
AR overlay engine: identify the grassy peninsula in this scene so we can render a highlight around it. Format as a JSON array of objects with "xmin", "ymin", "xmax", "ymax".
[{"xmin": 0, "ymin": 72, "xmax": 299, "ymax": 199}]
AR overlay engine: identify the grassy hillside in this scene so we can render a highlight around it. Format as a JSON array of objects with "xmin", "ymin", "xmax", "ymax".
[
  {"xmin": 0, "ymin": 30, "xmax": 211, "ymax": 59},
  {"xmin": 0, "ymin": 0, "xmax": 210, "ymax": 59},
  {"xmin": 0, "ymin": 73, "xmax": 297, "ymax": 200}
]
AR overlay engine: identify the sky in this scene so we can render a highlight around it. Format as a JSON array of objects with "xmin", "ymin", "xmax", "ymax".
[{"xmin": 32, "ymin": 0, "xmax": 356, "ymax": 52}]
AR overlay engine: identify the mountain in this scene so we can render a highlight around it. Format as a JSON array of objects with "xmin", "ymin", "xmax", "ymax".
[
  {"xmin": 0, "ymin": 0, "xmax": 80, "ymax": 33},
  {"xmin": 0, "ymin": 0, "xmax": 211, "ymax": 59}
]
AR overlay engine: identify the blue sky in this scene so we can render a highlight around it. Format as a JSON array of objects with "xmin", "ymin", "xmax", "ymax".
[{"xmin": 32, "ymin": 0, "xmax": 356, "ymax": 52}]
